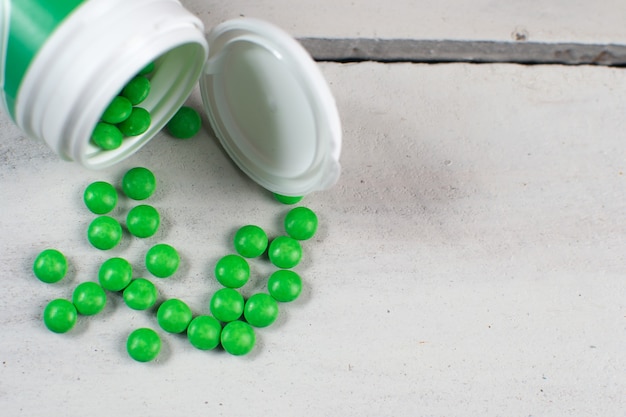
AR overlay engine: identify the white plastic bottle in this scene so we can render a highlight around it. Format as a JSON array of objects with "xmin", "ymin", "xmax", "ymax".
[
  {"xmin": 1, "ymin": 0, "xmax": 208, "ymax": 168},
  {"xmin": 0, "ymin": 0, "xmax": 342, "ymax": 195}
]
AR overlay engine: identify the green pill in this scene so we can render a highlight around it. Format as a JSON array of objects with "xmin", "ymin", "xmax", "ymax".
[
  {"xmin": 187, "ymin": 316, "xmax": 222, "ymax": 350},
  {"xmin": 91, "ymin": 122, "xmax": 123, "ymax": 150},
  {"xmin": 273, "ymin": 193, "xmax": 303, "ymax": 205},
  {"xmin": 121, "ymin": 75, "xmax": 151, "ymax": 105},
  {"xmin": 233, "ymin": 225, "xmax": 268, "ymax": 258},
  {"xmin": 220, "ymin": 321, "xmax": 255, "ymax": 356},
  {"xmin": 123, "ymin": 278, "xmax": 158, "ymax": 310},
  {"xmin": 101, "ymin": 96, "xmax": 132, "ymax": 124},
  {"xmin": 72, "ymin": 282, "xmax": 107, "ymax": 315},
  {"xmin": 83, "ymin": 181, "xmax": 118, "ymax": 214},
  {"xmin": 244, "ymin": 293, "xmax": 279, "ymax": 328},
  {"xmin": 268, "ymin": 269, "xmax": 302, "ymax": 302},
  {"xmin": 268, "ymin": 236, "xmax": 302, "ymax": 269},
  {"xmin": 157, "ymin": 299, "xmax": 192, "ymax": 334},
  {"xmin": 284, "ymin": 206, "xmax": 318, "ymax": 240},
  {"xmin": 166, "ymin": 106, "xmax": 201, "ymax": 139},
  {"xmin": 127, "ymin": 328, "xmax": 161, "ymax": 362},
  {"xmin": 122, "ymin": 167, "xmax": 156, "ymax": 200},
  {"xmin": 145, "ymin": 244, "xmax": 179, "ymax": 278},
  {"xmin": 138, "ymin": 61, "xmax": 155, "ymax": 76},
  {"xmin": 98, "ymin": 257, "xmax": 133, "ymax": 291},
  {"xmin": 43, "ymin": 299, "xmax": 77, "ymax": 333},
  {"xmin": 33, "ymin": 249, "xmax": 67, "ymax": 284},
  {"xmin": 118, "ymin": 107, "xmax": 151, "ymax": 137},
  {"xmin": 87, "ymin": 216, "xmax": 122, "ymax": 250},
  {"xmin": 214, "ymin": 254, "xmax": 250, "ymax": 288},
  {"xmin": 126, "ymin": 204, "xmax": 160, "ymax": 238},
  {"xmin": 210, "ymin": 288, "xmax": 244, "ymax": 323}
]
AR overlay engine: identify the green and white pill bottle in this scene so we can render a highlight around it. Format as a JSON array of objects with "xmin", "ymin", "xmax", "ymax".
[{"xmin": 0, "ymin": 0, "xmax": 342, "ymax": 196}]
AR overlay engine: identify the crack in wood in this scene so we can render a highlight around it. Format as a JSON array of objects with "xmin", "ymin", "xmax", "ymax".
[{"xmin": 298, "ymin": 38, "xmax": 626, "ymax": 66}]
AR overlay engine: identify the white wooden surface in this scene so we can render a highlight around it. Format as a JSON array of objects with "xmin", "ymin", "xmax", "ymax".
[
  {"xmin": 1, "ymin": 1, "xmax": 626, "ymax": 417},
  {"xmin": 192, "ymin": 0, "xmax": 626, "ymax": 44}
]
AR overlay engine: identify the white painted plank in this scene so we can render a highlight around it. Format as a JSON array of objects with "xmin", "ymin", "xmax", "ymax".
[
  {"xmin": 1, "ymin": 62, "xmax": 625, "ymax": 416},
  {"xmin": 187, "ymin": 0, "xmax": 626, "ymax": 44}
]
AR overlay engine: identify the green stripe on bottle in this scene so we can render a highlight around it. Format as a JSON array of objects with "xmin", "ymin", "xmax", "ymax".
[{"xmin": 4, "ymin": 0, "xmax": 86, "ymax": 117}]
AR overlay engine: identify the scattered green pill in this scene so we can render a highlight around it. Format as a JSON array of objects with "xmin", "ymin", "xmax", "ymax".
[
  {"xmin": 91, "ymin": 122, "xmax": 124, "ymax": 150},
  {"xmin": 220, "ymin": 321, "xmax": 255, "ymax": 356},
  {"xmin": 118, "ymin": 107, "xmax": 151, "ymax": 137},
  {"xmin": 126, "ymin": 204, "xmax": 160, "ymax": 238},
  {"xmin": 123, "ymin": 278, "xmax": 158, "ymax": 310},
  {"xmin": 187, "ymin": 316, "xmax": 222, "ymax": 350},
  {"xmin": 157, "ymin": 299, "xmax": 192, "ymax": 334},
  {"xmin": 268, "ymin": 236, "xmax": 302, "ymax": 269},
  {"xmin": 233, "ymin": 225, "xmax": 268, "ymax": 258},
  {"xmin": 215, "ymin": 254, "xmax": 250, "ymax": 288},
  {"xmin": 145, "ymin": 243, "xmax": 180, "ymax": 278},
  {"xmin": 210, "ymin": 288, "xmax": 244, "ymax": 323},
  {"xmin": 43, "ymin": 299, "xmax": 77, "ymax": 333},
  {"xmin": 72, "ymin": 282, "xmax": 107, "ymax": 315},
  {"xmin": 138, "ymin": 61, "xmax": 155, "ymax": 76},
  {"xmin": 87, "ymin": 216, "xmax": 122, "ymax": 250},
  {"xmin": 273, "ymin": 193, "xmax": 303, "ymax": 205},
  {"xmin": 101, "ymin": 96, "xmax": 132, "ymax": 124},
  {"xmin": 267, "ymin": 269, "xmax": 302, "ymax": 302},
  {"xmin": 83, "ymin": 181, "xmax": 118, "ymax": 214},
  {"xmin": 244, "ymin": 293, "xmax": 279, "ymax": 328},
  {"xmin": 121, "ymin": 75, "xmax": 151, "ymax": 105},
  {"xmin": 284, "ymin": 206, "xmax": 318, "ymax": 240},
  {"xmin": 166, "ymin": 106, "xmax": 201, "ymax": 139},
  {"xmin": 122, "ymin": 167, "xmax": 156, "ymax": 200},
  {"xmin": 33, "ymin": 249, "xmax": 67, "ymax": 284},
  {"xmin": 127, "ymin": 328, "xmax": 161, "ymax": 362},
  {"xmin": 98, "ymin": 257, "xmax": 133, "ymax": 292}
]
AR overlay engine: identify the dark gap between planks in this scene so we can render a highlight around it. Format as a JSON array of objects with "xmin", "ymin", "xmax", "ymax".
[{"xmin": 298, "ymin": 38, "xmax": 626, "ymax": 66}]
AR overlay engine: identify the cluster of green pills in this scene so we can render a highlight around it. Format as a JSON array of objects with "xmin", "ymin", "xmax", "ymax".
[
  {"xmin": 35, "ymin": 171, "xmax": 319, "ymax": 362},
  {"xmin": 197, "ymin": 200, "xmax": 317, "ymax": 356},
  {"xmin": 36, "ymin": 166, "xmax": 181, "ymax": 361},
  {"xmin": 91, "ymin": 63, "xmax": 155, "ymax": 150},
  {"xmin": 34, "ymin": 250, "xmax": 107, "ymax": 333}
]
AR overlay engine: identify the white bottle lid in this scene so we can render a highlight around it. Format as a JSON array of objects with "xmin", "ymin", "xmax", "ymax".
[{"xmin": 200, "ymin": 18, "xmax": 342, "ymax": 196}]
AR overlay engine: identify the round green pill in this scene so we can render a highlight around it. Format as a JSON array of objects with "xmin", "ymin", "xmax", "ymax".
[
  {"xmin": 210, "ymin": 288, "xmax": 244, "ymax": 323},
  {"xmin": 72, "ymin": 282, "xmax": 107, "ymax": 315},
  {"xmin": 83, "ymin": 181, "xmax": 118, "ymax": 214},
  {"xmin": 273, "ymin": 193, "xmax": 303, "ymax": 205},
  {"xmin": 127, "ymin": 328, "xmax": 161, "ymax": 362},
  {"xmin": 268, "ymin": 236, "xmax": 302, "ymax": 269},
  {"xmin": 43, "ymin": 299, "xmax": 77, "ymax": 333},
  {"xmin": 98, "ymin": 257, "xmax": 132, "ymax": 291},
  {"xmin": 187, "ymin": 316, "xmax": 222, "ymax": 350},
  {"xmin": 126, "ymin": 204, "xmax": 160, "ymax": 238},
  {"xmin": 33, "ymin": 249, "xmax": 67, "ymax": 284},
  {"xmin": 166, "ymin": 106, "xmax": 201, "ymax": 139},
  {"xmin": 87, "ymin": 216, "xmax": 122, "ymax": 250},
  {"xmin": 101, "ymin": 96, "xmax": 132, "ymax": 124},
  {"xmin": 285, "ymin": 206, "xmax": 318, "ymax": 240},
  {"xmin": 121, "ymin": 75, "xmax": 151, "ymax": 105},
  {"xmin": 268, "ymin": 269, "xmax": 302, "ymax": 302},
  {"xmin": 157, "ymin": 299, "xmax": 192, "ymax": 334},
  {"xmin": 118, "ymin": 107, "xmax": 151, "ymax": 137},
  {"xmin": 122, "ymin": 167, "xmax": 156, "ymax": 200},
  {"xmin": 214, "ymin": 254, "xmax": 250, "ymax": 288},
  {"xmin": 244, "ymin": 293, "xmax": 279, "ymax": 328},
  {"xmin": 91, "ymin": 122, "xmax": 123, "ymax": 150},
  {"xmin": 220, "ymin": 321, "xmax": 255, "ymax": 356},
  {"xmin": 233, "ymin": 225, "xmax": 268, "ymax": 258},
  {"xmin": 145, "ymin": 244, "xmax": 179, "ymax": 278},
  {"xmin": 138, "ymin": 61, "xmax": 155, "ymax": 76},
  {"xmin": 123, "ymin": 278, "xmax": 158, "ymax": 310}
]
